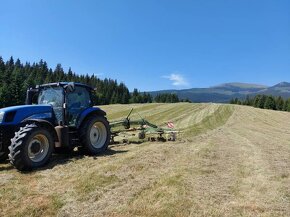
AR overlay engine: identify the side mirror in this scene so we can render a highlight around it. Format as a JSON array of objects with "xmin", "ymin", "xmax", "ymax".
[
  {"xmin": 65, "ymin": 82, "xmax": 75, "ymax": 93},
  {"xmin": 26, "ymin": 88, "xmax": 39, "ymax": 105}
]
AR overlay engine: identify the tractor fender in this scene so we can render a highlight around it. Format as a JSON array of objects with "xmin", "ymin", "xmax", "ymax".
[
  {"xmin": 20, "ymin": 119, "xmax": 58, "ymax": 142},
  {"xmin": 77, "ymin": 107, "xmax": 106, "ymax": 128}
]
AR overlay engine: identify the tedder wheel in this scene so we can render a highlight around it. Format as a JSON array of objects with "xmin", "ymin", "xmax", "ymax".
[
  {"xmin": 80, "ymin": 115, "xmax": 110, "ymax": 155},
  {"xmin": 138, "ymin": 131, "xmax": 146, "ymax": 139},
  {"xmin": 9, "ymin": 123, "xmax": 54, "ymax": 171}
]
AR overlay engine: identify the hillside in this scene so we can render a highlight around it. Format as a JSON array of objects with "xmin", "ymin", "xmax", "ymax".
[
  {"xmin": 0, "ymin": 103, "xmax": 289, "ymax": 216},
  {"xmin": 150, "ymin": 82, "xmax": 290, "ymax": 103}
]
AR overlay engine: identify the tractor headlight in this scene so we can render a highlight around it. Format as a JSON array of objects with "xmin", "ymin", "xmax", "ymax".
[{"xmin": 0, "ymin": 112, "xmax": 4, "ymax": 123}]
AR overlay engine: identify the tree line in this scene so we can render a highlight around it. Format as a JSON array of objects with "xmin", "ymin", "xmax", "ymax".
[
  {"xmin": 230, "ymin": 95, "xmax": 290, "ymax": 111},
  {"xmin": 0, "ymin": 56, "xmax": 180, "ymax": 107}
]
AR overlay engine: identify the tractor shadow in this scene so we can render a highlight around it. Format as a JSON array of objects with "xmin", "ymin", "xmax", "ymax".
[
  {"xmin": 110, "ymin": 140, "xmax": 144, "ymax": 147},
  {"xmin": 42, "ymin": 148, "xmax": 128, "ymax": 170},
  {"xmin": 0, "ymin": 148, "xmax": 128, "ymax": 172},
  {"xmin": 0, "ymin": 161, "xmax": 14, "ymax": 171}
]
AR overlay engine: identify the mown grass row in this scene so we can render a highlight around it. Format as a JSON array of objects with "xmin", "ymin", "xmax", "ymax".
[{"xmin": 183, "ymin": 105, "xmax": 234, "ymax": 137}]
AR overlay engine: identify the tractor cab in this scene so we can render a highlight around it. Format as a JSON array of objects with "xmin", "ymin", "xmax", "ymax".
[{"xmin": 26, "ymin": 82, "xmax": 94, "ymax": 126}]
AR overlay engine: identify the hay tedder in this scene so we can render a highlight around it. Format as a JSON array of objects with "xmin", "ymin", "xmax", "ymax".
[
  {"xmin": 0, "ymin": 82, "xmax": 177, "ymax": 171},
  {"xmin": 109, "ymin": 108, "xmax": 178, "ymax": 143}
]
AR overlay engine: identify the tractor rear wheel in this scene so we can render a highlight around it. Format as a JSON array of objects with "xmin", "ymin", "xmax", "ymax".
[
  {"xmin": 9, "ymin": 124, "xmax": 54, "ymax": 171},
  {"xmin": 80, "ymin": 116, "xmax": 110, "ymax": 155}
]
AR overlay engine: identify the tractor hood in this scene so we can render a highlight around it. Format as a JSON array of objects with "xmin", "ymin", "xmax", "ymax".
[{"xmin": 0, "ymin": 105, "xmax": 53, "ymax": 124}]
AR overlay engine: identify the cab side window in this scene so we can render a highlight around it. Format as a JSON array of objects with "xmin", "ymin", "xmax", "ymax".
[{"xmin": 67, "ymin": 87, "xmax": 91, "ymax": 126}]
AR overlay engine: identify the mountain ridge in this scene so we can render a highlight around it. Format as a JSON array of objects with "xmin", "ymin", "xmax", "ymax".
[{"xmin": 150, "ymin": 82, "xmax": 290, "ymax": 103}]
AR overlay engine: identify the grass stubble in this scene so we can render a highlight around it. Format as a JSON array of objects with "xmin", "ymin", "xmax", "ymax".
[{"xmin": 0, "ymin": 103, "xmax": 289, "ymax": 216}]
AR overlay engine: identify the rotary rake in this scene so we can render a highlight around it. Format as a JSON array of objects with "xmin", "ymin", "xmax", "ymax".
[{"xmin": 109, "ymin": 108, "xmax": 178, "ymax": 144}]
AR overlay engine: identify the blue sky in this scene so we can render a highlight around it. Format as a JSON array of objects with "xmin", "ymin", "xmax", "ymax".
[{"xmin": 0, "ymin": 0, "xmax": 289, "ymax": 91}]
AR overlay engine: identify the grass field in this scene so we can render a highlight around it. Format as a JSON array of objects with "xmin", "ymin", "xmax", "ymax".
[{"xmin": 0, "ymin": 103, "xmax": 289, "ymax": 216}]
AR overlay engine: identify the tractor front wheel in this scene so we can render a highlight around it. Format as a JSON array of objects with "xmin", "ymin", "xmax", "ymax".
[
  {"xmin": 0, "ymin": 146, "xmax": 8, "ymax": 162},
  {"xmin": 9, "ymin": 124, "xmax": 54, "ymax": 171},
  {"xmin": 80, "ymin": 116, "xmax": 110, "ymax": 155}
]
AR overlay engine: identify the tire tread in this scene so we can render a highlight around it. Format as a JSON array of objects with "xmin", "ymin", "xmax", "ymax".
[{"xmin": 9, "ymin": 123, "xmax": 53, "ymax": 171}]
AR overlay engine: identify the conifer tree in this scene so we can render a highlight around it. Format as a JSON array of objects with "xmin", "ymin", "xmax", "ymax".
[
  {"xmin": 275, "ymin": 96, "xmax": 284, "ymax": 111},
  {"xmin": 0, "ymin": 56, "xmax": 152, "ymax": 107},
  {"xmin": 258, "ymin": 95, "xmax": 267, "ymax": 109},
  {"xmin": 283, "ymin": 99, "xmax": 290, "ymax": 111},
  {"xmin": 264, "ymin": 96, "xmax": 276, "ymax": 110}
]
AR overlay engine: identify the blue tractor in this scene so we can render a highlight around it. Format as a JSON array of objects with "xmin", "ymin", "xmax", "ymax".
[{"xmin": 0, "ymin": 82, "xmax": 111, "ymax": 171}]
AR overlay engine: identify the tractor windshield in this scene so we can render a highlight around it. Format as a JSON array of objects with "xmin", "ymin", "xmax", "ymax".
[
  {"xmin": 38, "ymin": 87, "xmax": 63, "ymax": 106},
  {"xmin": 38, "ymin": 87, "xmax": 64, "ymax": 123}
]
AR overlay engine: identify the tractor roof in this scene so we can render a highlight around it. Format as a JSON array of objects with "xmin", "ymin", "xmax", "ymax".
[{"xmin": 37, "ymin": 82, "xmax": 94, "ymax": 90}]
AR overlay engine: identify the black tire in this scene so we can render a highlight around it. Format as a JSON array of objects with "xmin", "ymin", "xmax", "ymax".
[
  {"xmin": 138, "ymin": 131, "xmax": 146, "ymax": 139},
  {"xmin": 8, "ymin": 123, "xmax": 54, "ymax": 171},
  {"xmin": 0, "ymin": 139, "xmax": 9, "ymax": 163},
  {"xmin": 80, "ymin": 116, "xmax": 110, "ymax": 155},
  {"xmin": 0, "ymin": 146, "xmax": 8, "ymax": 162}
]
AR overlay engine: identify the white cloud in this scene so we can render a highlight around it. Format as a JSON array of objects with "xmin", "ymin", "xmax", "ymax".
[{"xmin": 163, "ymin": 73, "xmax": 189, "ymax": 87}]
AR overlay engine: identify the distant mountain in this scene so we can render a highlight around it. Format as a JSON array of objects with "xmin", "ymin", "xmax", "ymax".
[
  {"xmin": 150, "ymin": 82, "xmax": 290, "ymax": 103},
  {"xmin": 257, "ymin": 82, "xmax": 290, "ymax": 98},
  {"xmin": 212, "ymin": 82, "xmax": 268, "ymax": 89}
]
